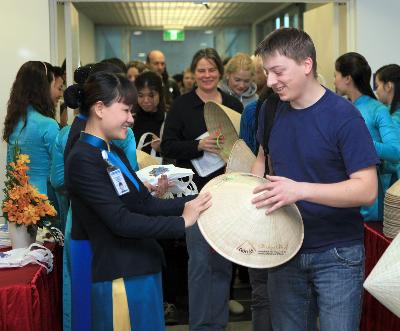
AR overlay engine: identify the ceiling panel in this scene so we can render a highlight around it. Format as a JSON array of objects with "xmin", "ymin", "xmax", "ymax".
[{"xmin": 72, "ymin": 2, "xmax": 286, "ymax": 28}]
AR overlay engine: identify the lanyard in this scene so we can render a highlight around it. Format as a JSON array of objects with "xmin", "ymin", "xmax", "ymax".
[
  {"xmin": 80, "ymin": 132, "xmax": 140, "ymax": 191},
  {"xmin": 76, "ymin": 113, "xmax": 88, "ymax": 121}
]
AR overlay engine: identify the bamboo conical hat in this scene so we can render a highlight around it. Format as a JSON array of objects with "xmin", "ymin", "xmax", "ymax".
[
  {"xmin": 386, "ymin": 179, "xmax": 400, "ymax": 197},
  {"xmin": 226, "ymin": 139, "xmax": 256, "ymax": 174},
  {"xmin": 136, "ymin": 149, "xmax": 160, "ymax": 169},
  {"xmin": 363, "ymin": 232, "xmax": 400, "ymax": 317},
  {"xmin": 204, "ymin": 101, "xmax": 240, "ymax": 162},
  {"xmin": 197, "ymin": 173, "xmax": 304, "ymax": 268}
]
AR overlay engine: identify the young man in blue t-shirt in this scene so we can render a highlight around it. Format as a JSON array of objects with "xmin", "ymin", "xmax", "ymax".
[{"xmin": 251, "ymin": 28, "xmax": 379, "ymax": 330}]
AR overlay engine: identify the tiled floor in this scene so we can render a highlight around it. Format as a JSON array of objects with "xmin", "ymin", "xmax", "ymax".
[
  {"xmin": 167, "ymin": 321, "xmax": 252, "ymax": 331},
  {"xmin": 165, "ymin": 281, "xmax": 252, "ymax": 330}
]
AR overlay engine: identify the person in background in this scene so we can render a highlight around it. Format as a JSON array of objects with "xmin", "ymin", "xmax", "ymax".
[
  {"xmin": 220, "ymin": 53, "xmax": 258, "ymax": 109},
  {"xmin": 162, "ymin": 47, "xmax": 243, "ymax": 331},
  {"xmin": 375, "ymin": 64, "xmax": 400, "ymax": 184},
  {"xmin": 146, "ymin": 50, "xmax": 181, "ymax": 109},
  {"xmin": 251, "ymin": 55, "xmax": 268, "ymax": 95},
  {"xmin": 3, "ymin": 61, "xmax": 59, "ymax": 197},
  {"xmin": 253, "ymin": 27, "xmax": 378, "ymax": 331},
  {"xmin": 334, "ymin": 52, "xmax": 400, "ymax": 221},
  {"xmin": 50, "ymin": 66, "xmax": 64, "ymax": 110},
  {"xmin": 64, "ymin": 70, "xmax": 211, "ymax": 331},
  {"xmin": 181, "ymin": 68, "xmax": 195, "ymax": 95},
  {"xmin": 172, "ymin": 73, "xmax": 183, "ymax": 91},
  {"xmin": 133, "ymin": 71, "xmax": 165, "ymax": 160},
  {"xmin": 101, "ymin": 57, "xmax": 127, "ymax": 73},
  {"xmin": 126, "ymin": 60, "xmax": 148, "ymax": 82}
]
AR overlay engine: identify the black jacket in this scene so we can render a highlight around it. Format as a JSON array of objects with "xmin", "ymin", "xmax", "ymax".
[
  {"xmin": 65, "ymin": 138, "xmax": 187, "ymax": 282},
  {"xmin": 161, "ymin": 89, "xmax": 243, "ymax": 190},
  {"xmin": 133, "ymin": 107, "xmax": 165, "ymax": 154}
]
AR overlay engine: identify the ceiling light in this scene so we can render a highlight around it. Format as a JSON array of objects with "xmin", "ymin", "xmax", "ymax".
[
  {"xmin": 205, "ymin": 30, "xmax": 213, "ymax": 34},
  {"xmin": 133, "ymin": 31, "xmax": 142, "ymax": 36}
]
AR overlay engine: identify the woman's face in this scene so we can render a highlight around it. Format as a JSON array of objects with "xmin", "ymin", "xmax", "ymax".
[
  {"xmin": 101, "ymin": 101, "xmax": 133, "ymax": 141},
  {"xmin": 127, "ymin": 67, "xmax": 139, "ymax": 82},
  {"xmin": 194, "ymin": 58, "xmax": 221, "ymax": 93},
  {"xmin": 137, "ymin": 87, "xmax": 160, "ymax": 113},
  {"xmin": 50, "ymin": 76, "xmax": 64, "ymax": 106},
  {"xmin": 227, "ymin": 69, "xmax": 253, "ymax": 96},
  {"xmin": 334, "ymin": 70, "xmax": 348, "ymax": 96},
  {"xmin": 375, "ymin": 76, "xmax": 392, "ymax": 105},
  {"xmin": 183, "ymin": 71, "xmax": 195, "ymax": 90}
]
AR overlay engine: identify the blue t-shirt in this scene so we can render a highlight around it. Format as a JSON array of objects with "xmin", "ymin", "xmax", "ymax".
[{"xmin": 257, "ymin": 88, "xmax": 379, "ymax": 252}]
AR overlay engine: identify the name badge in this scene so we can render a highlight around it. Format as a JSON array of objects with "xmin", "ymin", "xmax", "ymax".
[{"xmin": 108, "ymin": 167, "xmax": 130, "ymax": 196}]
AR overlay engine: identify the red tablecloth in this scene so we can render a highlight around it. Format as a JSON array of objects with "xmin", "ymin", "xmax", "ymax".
[
  {"xmin": 361, "ymin": 222, "xmax": 400, "ymax": 331},
  {"xmin": 0, "ymin": 242, "xmax": 62, "ymax": 331}
]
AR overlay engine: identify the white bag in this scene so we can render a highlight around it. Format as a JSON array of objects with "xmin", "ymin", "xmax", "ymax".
[
  {"xmin": 0, "ymin": 243, "xmax": 54, "ymax": 273},
  {"xmin": 136, "ymin": 164, "xmax": 198, "ymax": 197},
  {"xmin": 137, "ymin": 132, "xmax": 163, "ymax": 164}
]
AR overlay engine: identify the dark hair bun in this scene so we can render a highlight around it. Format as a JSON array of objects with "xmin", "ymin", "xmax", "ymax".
[
  {"xmin": 74, "ymin": 64, "xmax": 93, "ymax": 85},
  {"xmin": 64, "ymin": 84, "xmax": 83, "ymax": 109}
]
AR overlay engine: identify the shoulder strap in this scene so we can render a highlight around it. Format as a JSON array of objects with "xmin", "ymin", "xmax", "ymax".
[{"xmin": 263, "ymin": 93, "xmax": 281, "ymax": 155}]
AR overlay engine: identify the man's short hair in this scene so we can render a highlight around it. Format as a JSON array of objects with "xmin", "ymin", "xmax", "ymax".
[{"xmin": 255, "ymin": 28, "xmax": 317, "ymax": 78}]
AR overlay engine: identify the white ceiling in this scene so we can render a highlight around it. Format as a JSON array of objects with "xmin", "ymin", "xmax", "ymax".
[{"xmin": 72, "ymin": 2, "xmax": 287, "ymax": 28}]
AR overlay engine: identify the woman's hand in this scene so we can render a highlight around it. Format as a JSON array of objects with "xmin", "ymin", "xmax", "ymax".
[
  {"xmin": 198, "ymin": 131, "xmax": 224, "ymax": 154},
  {"xmin": 144, "ymin": 175, "xmax": 171, "ymax": 198},
  {"xmin": 150, "ymin": 134, "xmax": 161, "ymax": 152},
  {"xmin": 182, "ymin": 192, "xmax": 212, "ymax": 228}
]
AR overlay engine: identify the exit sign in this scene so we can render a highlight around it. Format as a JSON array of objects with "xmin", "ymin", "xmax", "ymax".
[{"xmin": 163, "ymin": 30, "xmax": 185, "ymax": 41}]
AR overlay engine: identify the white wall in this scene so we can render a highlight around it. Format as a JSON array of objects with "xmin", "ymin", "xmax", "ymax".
[
  {"xmin": 0, "ymin": 0, "xmax": 51, "ymax": 204},
  {"xmin": 304, "ymin": 3, "xmax": 339, "ymax": 90},
  {"xmin": 79, "ymin": 11, "xmax": 96, "ymax": 65},
  {"xmin": 355, "ymin": 0, "xmax": 400, "ymax": 73},
  {"xmin": 57, "ymin": 3, "xmax": 95, "ymax": 67}
]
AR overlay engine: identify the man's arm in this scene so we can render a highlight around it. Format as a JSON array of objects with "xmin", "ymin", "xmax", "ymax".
[
  {"xmin": 252, "ymin": 166, "xmax": 378, "ymax": 214},
  {"xmin": 251, "ymin": 146, "xmax": 266, "ymax": 177}
]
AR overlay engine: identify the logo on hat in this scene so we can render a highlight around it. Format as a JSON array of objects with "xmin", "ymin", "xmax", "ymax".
[{"xmin": 237, "ymin": 241, "xmax": 256, "ymax": 255}]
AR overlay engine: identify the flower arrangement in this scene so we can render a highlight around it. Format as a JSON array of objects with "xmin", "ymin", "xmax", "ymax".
[{"xmin": 2, "ymin": 146, "xmax": 59, "ymax": 239}]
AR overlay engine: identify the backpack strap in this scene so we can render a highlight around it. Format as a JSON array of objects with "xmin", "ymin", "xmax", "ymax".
[{"xmin": 261, "ymin": 93, "xmax": 281, "ymax": 176}]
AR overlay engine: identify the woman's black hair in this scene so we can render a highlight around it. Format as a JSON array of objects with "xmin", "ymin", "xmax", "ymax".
[
  {"xmin": 64, "ymin": 71, "xmax": 137, "ymax": 116},
  {"xmin": 190, "ymin": 48, "xmax": 224, "ymax": 77},
  {"xmin": 335, "ymin": 52, "xmax": 376, "ymax": 99},
  {"xmin": 3, "ymin": 61, "xmax": 55, "ymax": 142},
  {"xmin": 375, "ymin": 64, "xmax": 400, "ymax": 114},
  {"xmin": 134, "ymin": 71, "xmax": 166, "ymax": 114},
  {"xmin": 101, "ymin": 58, "xmax": 127, "ymax": 74}
]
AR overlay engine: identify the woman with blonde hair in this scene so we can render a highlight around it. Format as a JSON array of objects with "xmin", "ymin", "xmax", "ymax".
[{"xmin": 220, "ymin": 52, "xmax": 258, "ymax": 108}]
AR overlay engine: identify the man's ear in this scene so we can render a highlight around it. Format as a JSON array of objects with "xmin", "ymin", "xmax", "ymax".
[
  {"xmin": 93, "ymin": 101, "xmax": 105, "ymax": 119},
  {"xmin": 303, "ymin": 57, "xmax": 313, "ymax": 76}
]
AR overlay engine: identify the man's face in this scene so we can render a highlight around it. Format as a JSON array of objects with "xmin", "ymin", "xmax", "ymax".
[
  {"xmin": 262, "ymin": 52, "xmax": 311, "ymax": 103},
  {"xmin": 148, "ymin": 52, "xmax": 166, "ymax": 75}
]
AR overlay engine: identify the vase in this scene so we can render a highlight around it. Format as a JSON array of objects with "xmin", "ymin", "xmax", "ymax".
[{"xmin": 8, "ymin": 222, "xmax": 37, "ymax": 249}]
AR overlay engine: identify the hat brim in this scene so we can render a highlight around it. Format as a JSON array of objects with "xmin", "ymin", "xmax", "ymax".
[
  {"xmin": 204, "ymin": 101, "xmax": 240, "ymax": 162},
  {"xmin": 198, "ymin": 173, "xmax": 304, "ymax": 268},
  {"xmin": 226, "ymin": 139, "xmax": 256, "ymax": 174}
]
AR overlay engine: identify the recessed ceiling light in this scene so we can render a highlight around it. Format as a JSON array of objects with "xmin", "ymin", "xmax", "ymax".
[{"xmin": 133, "ymin": 31, "xmax": 142, "ymax": 36}]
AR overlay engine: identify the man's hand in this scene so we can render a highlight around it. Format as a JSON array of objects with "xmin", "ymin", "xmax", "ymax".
[{"xmin": 252, "ymin": 175, "xmax": 304, "ymax": 214}]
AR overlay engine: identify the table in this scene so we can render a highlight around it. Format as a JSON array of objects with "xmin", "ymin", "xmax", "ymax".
[
  {"xmin": 0, "ymin": 242, "xmax": 62, "ymax": 331},
  {"xmin": 361, "ymin": 221, "xmax": 400, "ymax": 331}
]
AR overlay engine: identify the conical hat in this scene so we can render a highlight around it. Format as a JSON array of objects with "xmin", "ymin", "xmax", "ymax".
[
  {"xmin": 136, "ymin": 149, "xmax": 160, "ymax": 169},
  {"xmin": 226, "ymin": 139, "xmax": 256, "ymax": 174},
  {"xmin": 363, "ymin": 232, "xmax": 400, "ymax": 317},
  {"xmin": 197, "ymin": 173, "xmax": 304, "ymax": 268},
  {"xmin": 386, "ymin": 179, "xmax": 400, "ymax": 197},
  {"xmin": 204, "ymin": 101, "xmax": 240, "ymax": 162}
]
